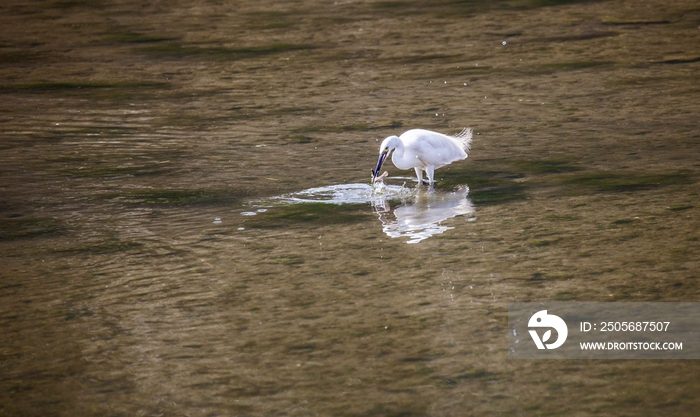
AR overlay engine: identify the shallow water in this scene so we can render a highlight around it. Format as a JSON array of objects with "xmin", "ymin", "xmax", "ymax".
[
  {"xmin": 1, "ymin": 0, "xmax": 699, "ymax": 416},
  {"xmin": 273, "ymin": 182, "xmax": 415, "ymax": 205},
  {"xmin": 266, "ymin": 181, "xmax": 474, "ymax": 243}
]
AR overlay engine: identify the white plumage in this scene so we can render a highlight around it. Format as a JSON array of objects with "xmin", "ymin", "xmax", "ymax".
[{"xmin": 372, "ymin": 128, "xmax": 472, "ymax": 185}]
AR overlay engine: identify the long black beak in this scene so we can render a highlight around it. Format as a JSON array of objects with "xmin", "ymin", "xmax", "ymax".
[{"xmin": 371, "ymin": 151, "xmax": 388, "ymax": 185}]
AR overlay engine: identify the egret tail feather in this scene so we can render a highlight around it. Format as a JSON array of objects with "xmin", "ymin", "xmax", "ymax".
[{"xmin": 452, "ymin": 127, "xmax": 473, "ymax": 153}]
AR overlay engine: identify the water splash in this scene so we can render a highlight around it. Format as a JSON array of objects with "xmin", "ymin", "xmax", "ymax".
[
  {"xmin": 259, "ymin": 181, "xmax": 474, "ymax": 244},
  {"xmin": 274, "ymin": 183, "xmax": 413, "ymax": 205}
]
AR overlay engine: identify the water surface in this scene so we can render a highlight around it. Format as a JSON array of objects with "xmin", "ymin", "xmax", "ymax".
[{"xmin": 1, "ymin": 0, "xmax": 699, "ymax": 416}]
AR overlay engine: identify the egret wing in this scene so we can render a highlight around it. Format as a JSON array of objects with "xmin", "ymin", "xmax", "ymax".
[{"xmin": 402, "ymin": 130, "xmax": 467, "ymax": 168}]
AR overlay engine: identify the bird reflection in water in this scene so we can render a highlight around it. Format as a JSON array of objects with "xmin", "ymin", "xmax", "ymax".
[
  {"xmin": 271, "ymin": 182, "xmax": 474, "ymax": 244},
  {"xmin": 372, "ymin": 185, "xmax": 474, "ymax": 244}
]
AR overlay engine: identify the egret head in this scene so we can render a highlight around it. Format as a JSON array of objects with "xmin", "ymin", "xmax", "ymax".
[{"xmin": 372, "ymin": 136, "xmax": 400, "ymax": 184}]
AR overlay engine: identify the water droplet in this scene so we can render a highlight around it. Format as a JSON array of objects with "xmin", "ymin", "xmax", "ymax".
[{"xmin": 502, "ymin": 41, "xmax": 507, "ymax": 45}]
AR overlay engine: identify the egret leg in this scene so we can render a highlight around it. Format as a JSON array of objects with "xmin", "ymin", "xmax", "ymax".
[
  {"xmin": 414, "ymin": 167, "xmax": 423, "ymax": 183},
  {"xmin": 426, "ymin": 166, "xmax": 435, "ymax": 184}
]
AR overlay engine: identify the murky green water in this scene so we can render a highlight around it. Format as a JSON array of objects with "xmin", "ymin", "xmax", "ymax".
[{"xmin": 1, "ymin": 0, "xmax": 699, "ymax": 415}]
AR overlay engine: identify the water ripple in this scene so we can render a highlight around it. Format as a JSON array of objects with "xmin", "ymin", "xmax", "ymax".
[{"xmin": 263, "ymin": 182, "xmax": 474, "ymax": 243}]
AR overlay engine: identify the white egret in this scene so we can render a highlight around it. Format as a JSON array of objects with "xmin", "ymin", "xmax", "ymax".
[{"xmin": 371, "ymin": 128, "xmax": 473, "ymax": 185}]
